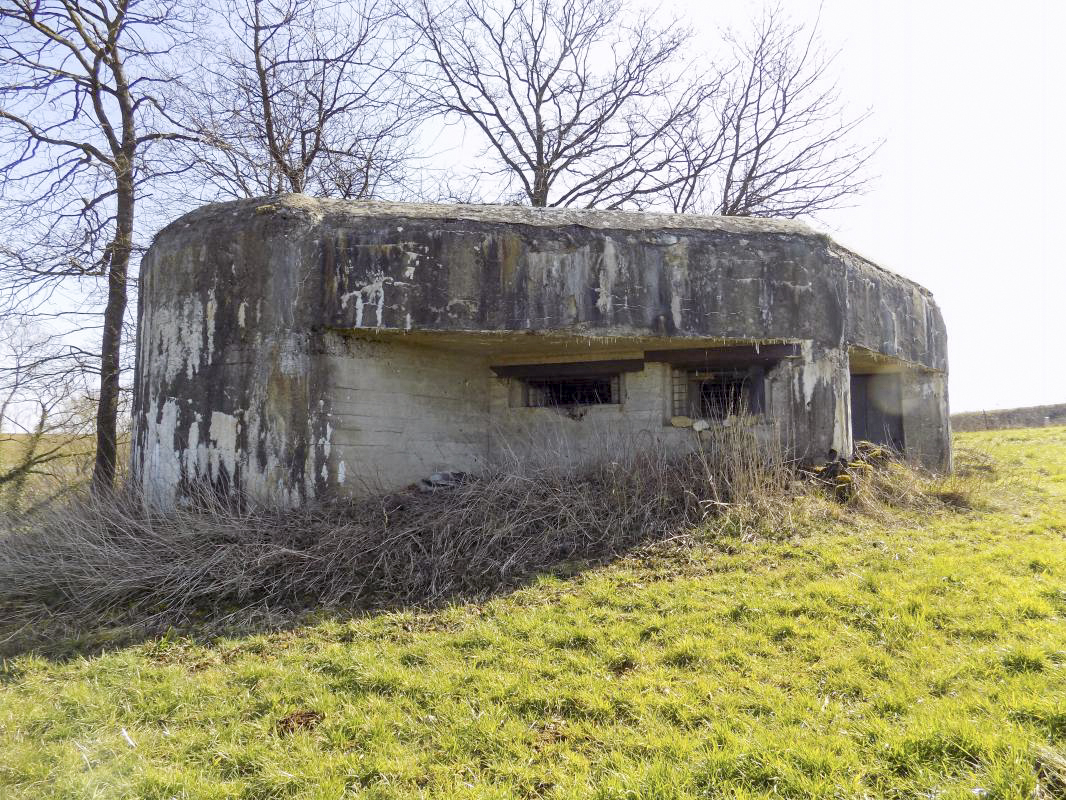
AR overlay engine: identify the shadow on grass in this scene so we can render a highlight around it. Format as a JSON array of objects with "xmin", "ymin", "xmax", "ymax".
[{"xmin": 0, "ymin": 551, "xmax": 619, "ymax": 664}]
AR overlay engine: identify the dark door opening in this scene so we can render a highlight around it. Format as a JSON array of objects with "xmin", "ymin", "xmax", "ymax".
[{"xmin": 850, "ymin": 372, "xmax": 904, "ymax": 450}]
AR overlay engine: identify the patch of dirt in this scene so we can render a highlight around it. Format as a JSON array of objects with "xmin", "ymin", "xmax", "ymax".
[{"xmin": 276, "ymin": 710, "xmax": 324, "ymax": 735}]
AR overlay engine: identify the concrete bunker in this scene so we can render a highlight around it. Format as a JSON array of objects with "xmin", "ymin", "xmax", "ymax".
[{"xmin": 131, "ymin": 195, "xmax": 951, "ymax": 507}]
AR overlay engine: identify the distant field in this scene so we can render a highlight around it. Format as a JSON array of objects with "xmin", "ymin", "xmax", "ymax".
[
  {"xmin": 953, "ymin": 403, "xmax": 1066, "ymax": 432},
  {"xmin": 0, "ymin": 433, "xmax": 92, "ymax": 462},
  {"xmin": 1, "ymin": 428, "xmax": 1064, "ymax": 798},
  {"xmin": 0, "ymin": 434, "xmax": 126, "ymax": 506}
]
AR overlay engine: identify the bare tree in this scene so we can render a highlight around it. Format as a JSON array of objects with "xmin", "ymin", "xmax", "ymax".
[
  {"xmin": 0, "ymin": 0, "xmax": 195, "ymax": 494},
  {"xmin": 405, "ymin": 0, "xmax": 723, "ymax": 209},
  {"xmin": 184, "ymin": 0, "xmax": 418, "ymax": 200},
  {"xmin": 408, "ymin": 0, "xmax": 875, "ymax": 217},
  {"xmin": 665, "ymin": 6, "xmax": 878, "ymax": 218},
  {"xmin": 0, "ymin": 321, "xmax": 96, "ymax": 513}
]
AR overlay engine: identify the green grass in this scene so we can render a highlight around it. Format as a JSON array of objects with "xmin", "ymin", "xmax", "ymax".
[{"xmin": 2, "ymin": 428, "xmax": 1065, "ymax": 799}]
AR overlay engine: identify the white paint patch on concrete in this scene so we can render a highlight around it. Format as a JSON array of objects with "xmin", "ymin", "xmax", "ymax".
[
  {"xmin": 342, "ymin": 274, "xmax": 391, "ymax": 328},
  {"xmin": 374, "ymin": 282, "xmax": 385, "ymax": 326},
  {"xmin": 209, "ymin": 411, "xmax": 239, "ymax": 481},
  {"xmin": 401, "ymin": 247, "xmax": 422, "ymax": 279},
  {"xmin": 759, "ymin": 268, "xmax": 773, "ymax": 326},
  {"xmin": 798, "ymin": 341, "xmax": 820, "ymax": 407},
  {"xmin": 665, "ymin": 241, "xmax": 688, "ymax": 329},
  {"xmin": 143, "ymin": 396, "xmax": 183, "ymax": 507},
  {"xmin": 205, "ymin": 295, "xmax": 216, "ymax": 364},
  {"xmin": 185, "ymin": 410, "xmax": 202, "ymax": 483},
  {"xmin": 318, "ymin": 420, "xmax": 332, "ymax": 460},
  {"xmin": 832, "ymin": 380, "xmax": 851, "ymax": 455},
  {"xmin": 352, "ymin": 291, "xmax": 363, "ymax": 325},
  {"xmin": 277, "ymin": 335, "xmax": 308, "ymax": 376},
  {"xmin": 151, "ymin": 300, "xmax": 206, "ymax": 384}
]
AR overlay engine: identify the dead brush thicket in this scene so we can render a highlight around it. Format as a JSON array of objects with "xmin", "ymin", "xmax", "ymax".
[{"xmin": 0, "ymin": 419, "xmax": 992, "ymax": 640}]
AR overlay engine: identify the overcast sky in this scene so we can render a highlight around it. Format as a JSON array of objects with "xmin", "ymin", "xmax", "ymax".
[{"xmin": 666, "ymin": 0, "xmax": 1065, "ymax": 413}]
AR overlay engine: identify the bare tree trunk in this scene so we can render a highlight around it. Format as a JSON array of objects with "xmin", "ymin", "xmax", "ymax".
[
  {"xmin": 531, "ymin": 169, "xmax": 551, "ymax": 207},
  {"xmin": 91, "ymin": 35, "xmax": 138, "ymax": 495},
  {"xmin": 91, "ymin": 168, "xmax": 134, "ymax": 494}
]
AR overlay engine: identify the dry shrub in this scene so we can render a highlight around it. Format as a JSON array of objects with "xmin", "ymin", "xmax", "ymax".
[
  {"xmin": 0, "ymin": 421, "xmax": 995, "ymax": 641},
  {"xmin": 841, "ymin": 442, "xmax": 1005, "ymax": 517},
  {"xmin": 0, "ymin": 420, "xmax": 801, "ymax": 633},
  {"xmin": 690, "ymin": 414, "xmax": 819, "ymax": 539}
]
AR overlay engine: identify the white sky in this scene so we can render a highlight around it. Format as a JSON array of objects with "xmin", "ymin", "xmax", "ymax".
[{"xmin": 667, "ymin": 0, "xmax": 1066, "ymax": 412}]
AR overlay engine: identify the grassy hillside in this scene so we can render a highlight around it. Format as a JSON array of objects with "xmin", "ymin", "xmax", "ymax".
[{"xmin": 1, "ymin": 429, "xmax": 1064, "ymax": 799}]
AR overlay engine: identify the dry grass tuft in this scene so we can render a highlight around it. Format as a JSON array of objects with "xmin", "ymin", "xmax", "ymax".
[
  {"xmin": 820, "ymin": 441, "xmax": 1007, "ymax": 518},
  {"xmin": 1035, "ymin": 745, "xmax": 1066, "ymax": 800}
]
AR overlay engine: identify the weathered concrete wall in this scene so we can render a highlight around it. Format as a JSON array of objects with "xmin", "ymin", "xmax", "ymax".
[
  {"xmin": 132, "ymin": 195, "xmax": 950, "ymax": 506},
  {"xmin": 132, "ymin": 203, "xmax": 331, "ymax": 506},
  {"xmin": 324, "ymin": 333, "xmax": 490, "ymax": 493},
  {"xmin": 902, "ymin": 371, "xmax": 953, "ymax": 469},
  {"xmin": 484, "ymin": 355, "xmax": 843, "ymax": 473}
]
